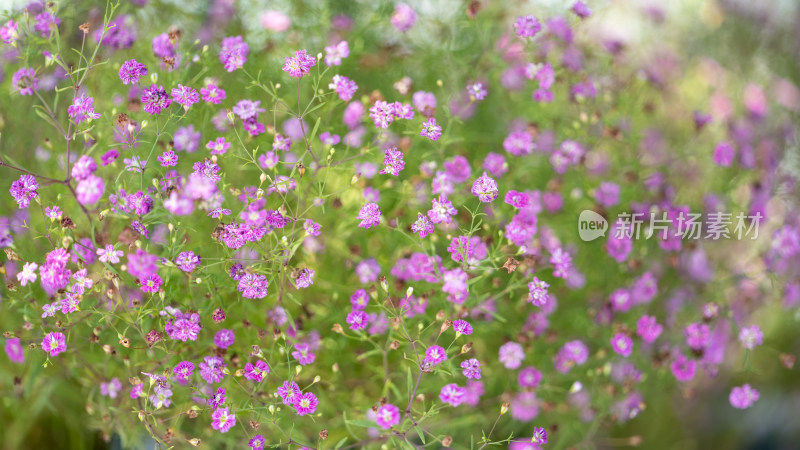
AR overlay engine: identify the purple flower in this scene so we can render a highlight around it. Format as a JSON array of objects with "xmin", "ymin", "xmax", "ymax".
[
  {"xmin": 554, "ymin": 340, "xmax": 588, "ymax": 373},
  {"xmin": 411, "ymin": 213, "xmax": 435, "ymax": 238},
  {"xmin": 467, "ymin": 82, "xmax": 487, "ymax": 101},
  {"xmin": 453, "ymin": 319, "xmax": 473, "ymax": 335},
  {"xmin": 636, "ymin": 315, "xmax": 663, "ymax": 343},
  {"xmin": 684, "ymin": 322, "xmax": 710, "ymax": 352},
  {"xmin": 33, "ymin": 12, "xmax": 60, "ymax": 38},
  {"xmin": 214, "ymin": 329, "xmax": 235, "ymax": 349},
  {"xmin": 439, "ymin": 383, "xmax": 467, "ymax": 406},
  {"xmin": 295, "ymin": 392, "xmax": 318, "ymax": 416},
  {"xmin": 357, "ymin": 203, "xmax": 381, "ymax": 229},
  {"xmin": 499, "ymin": 341, "xmax": 525, "ymax": 369},
  {"xmin": 119, "ymin": 60, "xmax": 148, "ymax": 84},
  {"xmin": 738, "ymin": 325, "xmax": 763, "ymax": 350},
  {"xmin": 68, "ymin": 94, "xmax": 101, "ymax": 123},
  {"xmin": 471, "ymin": 172, "xmax": 498, "ymax": 202},
  {"xmin": 1, "ymin": 20, "xmax": 19, "ymax": 44},
  {"xmin": 75, "ymin": 175, "xmax": 105, "ymax": 206},
  {"xmin": 158, "ymin": 150, "xmax": 178, "ymax": 166},
  {"xmin": 533, "ymin": 427, "xmax": 548, "ymax": 444},
  {"xmin": 518, "ymin": 367, "xmax": 542, "ymax": 388},
  {"xmin": 201, "ymin": 84, "xmax": 226, "ymax": 104},
  {"xmin": 208, "ymin": 387, "xmax": 226, "ymax": 409},
  {"xmin": 346, "ymin": 310, "xmax": 368, "ymax": 331},
  {"xmin": 420, "ymin": 118, "xmax": 442, "ymax": 141},
  {"xmin": 10, "ymin": 174, "xmax": 38, "ymax": 208},
  {"xmin": 277, "ymin": 381, "xmax": 302, "ymax": 405},
  {"xmin": 670, "ymin": 354, "xmax": 696, "ymax": 382},
  {"xmin": 176, "ymin": 251, "xmax": 201, "ymax": 272},
  {"xmin": 611, "ymin": 333, "xmax": 633, "ymax": 357},
  {"xmin": 219, "ymin": 36, "xmax": 249, "ymax": 72},
  {"xmin": 42, "ymin": 332, "xmax": 66, "ymax": 357},
  {"xmin": 238, "ymin": 273, "xmax": 270, "ymax": 299},
  {"xmin": 5, "ymin": 337, "xmax": 24, "ymax": 364},
  {"xmin": 461, "ymin": 359, "xmax": 482, "ymax": 379},
  {"xmin": 504, "ymin": 131, "xmax": 535, "ymax": 156},
  {"xmin": 375, "ymin": 404, "xmax": 400, "ymax": 429},
  {"xmin": 391, "ymin": 4, "xmax": 417, "ymax": 31},
  {"xmin": 514, "ymin": 15, "xmax": 542, "ymax": 38},
  {"xmin": 165, "ymin": 310, "xmax": 202, "ymax": 342},
  {"xmin": 295, "ymin": 268, "xmax": 315, "ymax": 289},
  {"xmin": 324, "ymin": 40, "xmax": 349, "ymax": 66},
  {"xmin": 211, "ymin": 407, "xmax": 236, "ymax": 433},
  {"xmin": 713, "ymin": 141, "xmax": 735, "ymax": 167},
  {"xmin": 527, "ymin": 277, "xmax": 550, "ymax": 307},
  {"xmin": 249, "ymin": 435, "xmax": 266, "ymax": 450},
  {"xmin": 424, "ymin": 345, "xmax": 447, "ymax": 367},
  {"xmin": 12, "ymin": 68, "xmax": 38, "ymax": 96},
  {"xmin": 174, "ymin": 125, "xmax": 201, "ymax": 152},
  {"xmin": 173, "ymin": 361, "xmax": 195, "ymax": 383},
  {"xmin": 329, "ymin": 75, "xmax": 358, "ymax": 101},
  {"xmin": 571, "ymin": 1, "xmax": 592, "ymax": 19},
  {"xmin": 171, "ymin": 84, "xmax": 199, "ymax": 108},
  {"xmin": 199, "ymin": 356, "xmax": 227, "ymax": 384},
  {"xmin": 141, "ymin": 84, "xmax": 172, "ymax": 114},
  {"xmin": 380, "ymin": 147, "xmax": 405, "ymax": 176},
  {"xmin": 244, "ymin": 360, "xmax": 270, "ymax": 382},
  {"xmin": 292, "ymin": 343, "xmax": 316, "ymax": 365},
  {"xmin": 282, "ymin": 49, "xmax": 317, "ymax": 78},
  {"xmin": 729, "ymin": 384, "xmax": 759, "ymax": 409},
  {"xmin": 100, "ymin": 378, "xmax": 123, "ymax": 398}
]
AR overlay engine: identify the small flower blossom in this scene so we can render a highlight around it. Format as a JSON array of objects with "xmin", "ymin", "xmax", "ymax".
[
  {"xmin": 249, "ymin": 435, "xmax": 266, "ymax": 450},
  {"xmin": 499, "ymin": 341, "xmax": 525, "ymax": 369},
  {"xmin": 201, "ymin": 84, "xmax": 226, "ymax": 104},
  {"xmin": 611, "ymin": 333, "xmax": 633, "ymax": 357},
  {"xmin": 424, "ymin": 345, "xmax": 447, "ymax": 367},
  {"xmin": 532, "ymin": 427, "xmax": 548, "ymax": 444},
  {"xmin": 173, "ymin": 361, "xmax": 195, "ymax": 383},
  {"xmin": 282, "ymin": 49, "xmax": 317, "ymax": 78},
  {"xmin": 324, "ymin": 40, "xmax": 349, "ymax": 66},
  {"xmin": 214, "ymin": 329, "xmax": 235, "ymax": 349},
  {"xmin": 42, "ymin": 332, "xmax": 66, "ymax": 357},
  {"xmin": 471, "ymin": 172, "xmax": 498, "ymax": 202},
  {"xmin": 171, "ymin": 84, "xmax": 200, "ymax": 108},
  {"xmin": 68, "ymin": 94, "xmax": 101, "ymax": 123},
  {"xmin": 514, "ymin": 15, "xmax": 542, "ymax": 38},
  {"xmin": 411, "ymin": 213, "xmax": 435, "ymax": 238},
  {"xmin": 729, "ymin": 384, "xmax": 759, "ymax": 410},
  {"xmin": 277, "ymin": 381, "xmax": 302, "ymax": 405},
  {"xmin": 199, "ymin": 356, "xmax": 227, "ymax": 384},
  {"xmin": 375, "ymin": 404, "xmax": 400, "ymax": 429},
  {"xmin": 5, "ymin": 337, "xmax": 24, "ymax": 364},
  {"xmin": 292, "ymin": 343, "xmax": 316, "ymax": 365},
  {"xmin": 17, "ymin": 262, "xmax": 38, "ymax": 286},
  {"xmin": 635, "ymin": 315, "xmax": 663, "ymax": 343},
  {"xmin": 357, "ymin": 203, "xmax": 382, "ymax": 228},
  {"xmin": 527, "ymin": 277, "xmax": 550, "ymax": 307},
  {"xmin": 211, "ymin": 407, "xmax": 236, "ymax": 433},
  {"xmin": 119, "ymin": 59, "xmax": 148, "ymax": 84},
  {"xmin": 329, "ymin": 75, "xmax": 358, "ymax": 101},
  {"xmin": 157, "ymin": 150, "xmax": 178, "ymax": 166},
  {"xmin": 219, "ymin": 36, "xmax": 249, "ymax": 72},
  {"xmin": 380, "ymin": 147, "xmax": 405, "ymax": 176},
  {"xmin": 10, "ymin": 174, "xmax": 38, "ymax": 208},
  {"xmin": 140, "ymin": 273, "xmax": 163, "ymax": 293},
  {"xmin": 518, "ymin": 367, "xmax": 543, "ymax": 388},
  {"xmin": 461, "ymin": 359, "xmax": 482, "ymax": 379},
  {"xmin": 467, "ymin": 82, "xmax": 487, "ymax": 101},
  {"xmin": 294, "ymin": 392, "xmax": 318, "ymax": 415},
  {"xmin": 738, "ymin": 325, "xmax": 763, "ymax": 350},
  {"xmin": 295, "ymin": 268, "xmax": 315, "ymax": 289},
  {"xmin": 12, "ymin": 68, "xmax": 38, "ymax": 96},
  {"xmin": 208, "ymin": 387, "xmax": 226, "ymax": 409},
  {"xmin": 244, "ymin": 360, "xmax": 270, "ymax": 382},
  {"xmin": 1, "ymin": 20, "xmax": 19, "ymax": 44},
  {"xmin": 420, "ymin": 118, "xmax": 442, "ymax": 141},
  {"xmin": 347, "ymin": 310, "xmax": 368, "ymax": 330},
  {"xmin": 439, "ymin": 383, "xmax": 467, "ymax": 407},
  {"xmin": 391, "ymin": 3, "xmax": 417, "ymax": 31},
  {"xmin": 141, "ymin": 84, "xmax": 172, "ymax": 114},
  {"xmin": 100, "ymin": 378, "xmax": 122, "ymax": 399},
  {"xmin": 453, "ymin": 320, "xmax": 473, "ymax": 335}
]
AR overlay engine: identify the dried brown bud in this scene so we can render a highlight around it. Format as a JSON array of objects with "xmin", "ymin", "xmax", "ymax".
[
  {"xmin": 187, "ymin": 438, "xmax": 201, "ymax": 447},
  {"xmin": 102, "ymin": 344, "xmax": 115, "ymax": 355},
  {"xmin": 186, "ymin": 410, "xmax": 198, "ymax": 419},
  {"xmin": 460, "ymin": 342, "xmax": 473, "ymax": 354},
  {"xmin": 319, "ymin": 429, "xmax": 329, "ymax": 440},
  {"xmin": 780, "ymin": 353, "xmax": 796, "ymax": 369},
  {"xmin": 389, "ymin": 340, "xmax": 401, "ymax": 350},
  {"xmin": 119, "ymin": 337, "xmax": 130, "ymax": 348},
  {"xmin": 78, "ymin": 22, "xmax": 90, "ymax": 34},
  {"xmin": 466, "ymin": 1, "xmax": 481, "ymax": 18},
  {"xmin": 501, "ymin": 257, "xmax": 520, "ymax": 273},
  {"xmin": 249, "ymin": 420, "xmax": 260, "ymax": 430},
  {"xmin": 332, "ymin": 323, "xmax": 344, "ymax": 334},
  {"xmin": 442, "ymin": 435, "xmax": 453, "ymax": 447}
]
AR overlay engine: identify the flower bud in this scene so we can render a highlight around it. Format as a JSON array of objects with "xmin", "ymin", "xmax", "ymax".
[
  {"xmin": 187, "ymin": 438, "xmax": 201, "ymax": 447},
  {"xmin": 500, "ymin": 402, "xmax": 510, "ymax": 415}
]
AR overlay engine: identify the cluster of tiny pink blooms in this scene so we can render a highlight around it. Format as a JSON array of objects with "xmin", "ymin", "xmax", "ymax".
[
  {"xmin": 67, "ymin": 94, "xmax": 101, "ymax": 123},
  {"xmin": 375, "ymin": 404, "xmax": 400, "ymax": 429},
  {"xmin": 514, "ymin": 15, "xmax": 542, "ymax": 38},
  {"xmin": 461, "ymin": 359, "xmax": 482, "ymax": 379},
  {"xmin": 391, "ymin": 3, "xmax": 417, "ymax": 31},
  {"xmin": 471, "ymin": 172, "xmax": 498, "ymax": 202},
  {"xmin": 9, "ymin": 174, "xmax": 38, "ymax": 208},
  {"xmin": 357, "ymin": 203, "xmax": 381, "ymax": 228},
  {"xmin": 729, "ymin": 384, "xmax": 759, "ymax": 409},
  {"xmin": 171, "ymin": 84, "xmax": 200, "ymax": 108},
  {"xmin": 238, "ymin": 273, "xmax": 269, "ymax": 299},
  {"xmin": 243, "ymin": 360, "xmax": 269, "ymax": 382},
  {"xmin": 527, "ymin": 277, "xmax": 550, "ymax": 306},
  {"xmin": 324, "ymin": 40, "xmax": 349, "ymax": 66},
  {"xmin": 440, "ymin": 383, "xmax": 467, "ymax": 406},
  {"xmin": 420, "ymin": 118, "xmax": 442, "ymax": 141},
  {"xmin": 12, "ymin": 67, "xmax": 38, "ymax": 95},
  {"xmin": 277, "ymin": 381, "xmax": 318, "ymax": 415},
  {"xmin": 295, "ymin": 268, "xmax": 315, "ymax": 289},
  {"xmin": 379, "ymin": 147, "xmax": 405, "ymax": 176},
  {"xmin": 411, "ymin": 213, "xmax": 435, "ymax": 238},
  {"xmin": 141, "ymin": 84, "xmax": 171, "ymax": 114},
  {"xmin": 329, "ymin": 75, "xmax": 358, "ymax": 101},
  {"xmin": 738, "ymin": 325, "xmax": 763, "ymax": 349},
  {"xmin": 219, "ymin": 35, "xmax": 249, "ymax": 72},
  {"xmin": 467, "ymin": 82, "xmax": 487, "ymax": 101},
  {"xmin": 282, "ymin": 49, "xmax": 316, "ymax": 78},
  {"xmin": 201, "ymin": 84, "xmax": 226, "ymax": 104},
  {"xmin": 119, "ymin": 59, "xmax": 147, "ymax": 84},
  {"xmin": 369, "ymin": 100, "xmax": 414, "ymax": 128}
]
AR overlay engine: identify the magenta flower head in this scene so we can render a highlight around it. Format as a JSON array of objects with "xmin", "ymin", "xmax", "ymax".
[
  {"xmin": 68, "ymin": 94, "xmax": 101, "ymax": 123},
  {"xmin": 571, "ymin": 1, "xmax": 592, "ymax": 19},
  {"xmin": 467, "ymin": 82, "xmax": 487, "ymax": 101},
  {"xmin": 420, "ymin": 118, "xmax": 442, "ymax": 141},
  {"xmin": 738, "ymin": 325, "xmax": 763, "ymax": 350},
  {"xmin": 375, "ymin": 403, "xmax": 400, "ymax": 429},
  {"xmin": 12, "ymin": 68, "xmax": 38, "ymax": 96},
  {"xmin": 1, "ymin": 20, "xmax": 19, "ymax": 44},
  {"xmin": 527, "ymin": 277, "xmax": 550, "ymax": 307},
  {"xmin": 461, "ymin": 359, "xmax": 482, "ymax": 379},
  {"xmin": 453, "ymin": 319, "xmax": 473, "ymax": 335},
  {"xmin": 346, "ymin": 310, "xmax": 368, "ymax": 330},
  {"xmin": 635, "ymin": 315, "xmax": 663, "ymax": 343},
  {"xmin": 282, "ymin": 49, "xmax": 317, "ymax": 78},
  {"xmin": 42, "ymin": 332, "xmax": 66, "ymax": 357},
  {"xmin": 411, "ymin": 213, "xmax": 435, "ymax": 238},
  {"xmin": 219, "ymin": 36, "xmax": 249, "ymax": 72},
  {"xmin": 5, "ymin": 337, "xmax": 25, "ymax": 364},
  {"xmin": 141, "ymin": 84, "xmax": 172, "ymax": 114},
  {"xmin": 532, "ymin": 427, "xmax": 548, "ymax": 444},
  {"xmin": 357, "ymin": 203, "xmax": 381, "ymax": 228},
  {"xmin": 277, "ymin": 381, "xmax": 302, "ymax": 405},
  {"xmin": 10, "ymin": 174, "xmax": 39, "ymax": 208},
  {"xmin": 244, "ymin": 360, "xmax": 270, "ymax": 382},
  {"xmin": 518, "ymin": 366, "xmax": 543, "ymax": 388},
  {"xmin": 171, "ymin": 84, "xmax": 199, "ymax": 108},
  {"xmin": 611, "ymin": 333, "xmax": 633, "ymax": 357},
  {"xmin": 173, "ymin": 361, "xmax": 195, "ymax": 383},
  {"xmin": 472, "ymin": 172, "xmax": 498, "ymax": 202},
  {"xmin": 380, "ymin": 147, "xmax": 405, "ymax": 176},
  {"xmin": 295, "ymin": 268, "xmax": 315, "ymax": 289},
  {"xmin": 294, "ymin": 391, "xmax": 318, "ymax": 416},
  {"xmin": 211, "ymin": 407, "xmax": 236, "ymax": 433},
  {"xmin": 514, "ymin": 15, "xmax": 541, "ymax": 38},
  {"xmin": 329, "ymin": 75, "xmax": 358, "ymax": 101},
  {"xmin": 440, "ymin": 383, "xmax": 467, "ymax": 406},
  {"xmin": 499, "ymin": 341, "xmax": 525, "ymax": 369},
  {"xmin": 713, "ymin": 141, "xmax": 735, "ymax": 167},
  {"xmin": 119, "ymin": 59, "xmax": 148, "ymax": 84},
  {"xmin": 670, "ymin": 354, "xmax": 696, "ymax": 382},
  {"xmin": 424, "ymin": 345, "xmax": 447, "ymax": 367},
  {"xmin": 729, "ymin": 384, "xmax": 759, "ymax": 409},
  {"xmin": 214, "ymin": 329, "xmax": 235, "ymax": 349},
  {"xmin": 391, "ymin": 3, "xmax": 417, "ymax": 32},
  {"xmin": 324, "ymin": 40, "xmax": 349, "ymax": 66}
]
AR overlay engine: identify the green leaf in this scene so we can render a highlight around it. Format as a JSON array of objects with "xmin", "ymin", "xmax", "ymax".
[
  {"xmin": 345, "ymin": 419, "xmax": 377, "ymax": 428},
  {"xmin": 414, "ymin": 425, "xmax": 426, "ymax": 444}
]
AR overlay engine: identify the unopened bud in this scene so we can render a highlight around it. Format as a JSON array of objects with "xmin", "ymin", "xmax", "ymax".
[
  {"xmin": 460, "ymin": 342, "xmax": 472, "ymax": 354},
  {"xmin": 440, "ymin": 319, "xmax": 451, "ymax": 335},
  {"xmin": 319, "ymin": 429, "xmax": 329, "ymax": 440},
  {"xmin": 500, "ymin": 402, "xmax": 510, "ymax": 415},
  {"xmin": 187, "ymin": 438, "xmax": 201, "ymax": 447},
  {"xmin": 332, "ymin": 323, "xmax": 344, "ymax": 334},
  {"xmin": 441, "ymin": 436, "xmax": 453, "ymax": 447}
]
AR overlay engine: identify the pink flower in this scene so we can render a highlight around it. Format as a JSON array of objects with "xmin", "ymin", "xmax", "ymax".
[
  {"xmin": 375, "ymin": 404, "xmax": 400, "ymax": 429},
  {"xmin": 294, "ymin": 392, "xmax": 318, "ymax": 416},
  {"xmin": 42, "ymin": 332, "xmax": 66, "ymax": 357},
  {"xmin": 211, "ymin": 407, "xmax": 236, "ymax": 433},
  {"xmin": 260, "ymin": 10, "xmax": 291, "ymax": 32}
]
